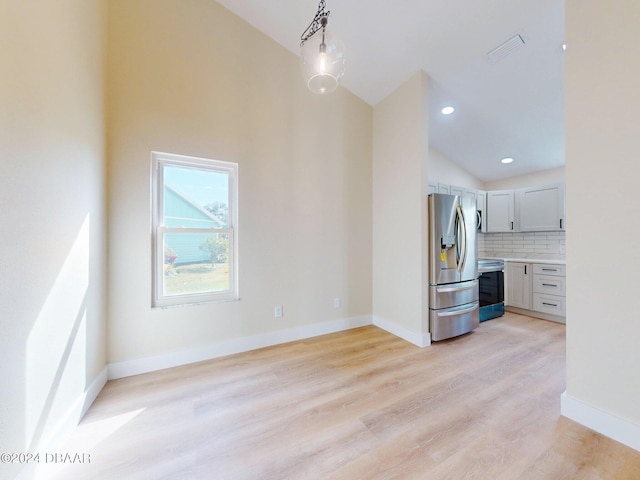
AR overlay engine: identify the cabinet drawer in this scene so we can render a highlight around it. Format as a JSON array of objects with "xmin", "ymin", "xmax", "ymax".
[
  {"xmin": 533, "ymin": 275, "xmax": 566, "ymax": 296},
  {"xmin": 532, "ymin": 264, "xmax": 565, "ymax": 276},
  {"xmin": 533, "ymin": 293, "xmax": 566, "ymax": 316}
]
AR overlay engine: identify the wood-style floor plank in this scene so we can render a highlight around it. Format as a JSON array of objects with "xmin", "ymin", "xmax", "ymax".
[{"xmin": 24, "ymin": 313, "xmax": 640, "ymax": 479}]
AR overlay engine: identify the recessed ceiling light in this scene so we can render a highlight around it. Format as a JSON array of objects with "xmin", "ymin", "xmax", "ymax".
[
  {"xmin": 441, "ymin": 106, "xmax": 455, "ymax": 115},
  {"xmin": 501, "ymin": 157, "xmax": 514, "ymax": 164},
  {"xmin": 562, "ymin": 43, "xmax": 567, "ymax": 51}
]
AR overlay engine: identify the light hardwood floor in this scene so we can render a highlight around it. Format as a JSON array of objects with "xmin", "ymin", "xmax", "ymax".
[{"xmin": 28, "ymin": 313, "xmax": 640, "ymax": 479}]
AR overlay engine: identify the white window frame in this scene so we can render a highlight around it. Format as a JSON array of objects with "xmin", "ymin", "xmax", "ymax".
[{"xmin": 151, "ymin": 151, "xmax": 238, "ymax": 307}]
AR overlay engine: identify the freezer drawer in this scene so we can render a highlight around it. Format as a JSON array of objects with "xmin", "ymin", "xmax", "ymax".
[
  {"xmin": 429, "ymin": 301, "xmax": 480, "ymax": 341},
  {"xmin": 429, "ymin": 279, "xmax": 479, "ymax": 310}
]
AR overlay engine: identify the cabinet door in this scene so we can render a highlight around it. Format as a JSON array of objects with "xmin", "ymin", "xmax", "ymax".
[
  {"xmin": 438, "ymin": 183, "xmax": 451, "ymax": 194},
  {"xmin": 450, "ymin": 185, "xmax": 464, "ymax": 196},
  {"xmin": 486, "ymin": 190, "xmax": 515, "ymax": 232},
  {"xmin": 506, "ymin": 262, "xmax": 531, "ymax": 309},
  {"xmin": 518, "ymin": 183, "xmax": 565, "ymax": 231},
  {"xmin": 477, "ymin": 191, "xmax": 487, "ymax": 233},
  {"xmin": 427, "ymin": 182, "xmax": 438, "ymax": 195},
  {"xmin": 463, "ymin": 188, "xmax": 477, "ymax": 201}
]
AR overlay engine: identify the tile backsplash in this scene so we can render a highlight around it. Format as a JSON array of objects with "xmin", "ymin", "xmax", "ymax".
[{"xmin": 479, "ymin": 231, "xmax": 566, "ymax": 257}]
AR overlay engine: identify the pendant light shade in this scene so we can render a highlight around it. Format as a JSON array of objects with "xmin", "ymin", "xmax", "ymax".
[{"xmin": 300, "ymin": 2, "xmax": 346, "ymax": 95}]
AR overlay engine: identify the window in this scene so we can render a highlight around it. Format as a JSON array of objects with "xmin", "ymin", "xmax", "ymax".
[{"xmin": 151, "ymin": 152, "xmax": 238, "ymax": 307}]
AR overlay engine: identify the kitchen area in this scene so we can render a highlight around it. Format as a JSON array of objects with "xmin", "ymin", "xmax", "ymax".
[{"xmin": 428, "ymin": 179, "xmax": 566, "ymax": 340}]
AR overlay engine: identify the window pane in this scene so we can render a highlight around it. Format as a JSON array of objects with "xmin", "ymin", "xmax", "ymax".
[
  {"xmin": 163, "ymin": 232, "xmax": 230, "ymax": 297},
  {"xmin": 164, "ymin": 165, "xmax": 229, "ymax": 228}
]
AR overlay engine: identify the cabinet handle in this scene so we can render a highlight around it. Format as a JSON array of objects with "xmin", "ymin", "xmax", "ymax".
[
  {"xmin": 524, "ymin": 265, "xmax": 527, "ymax": 275},
  {"xmin": 542, "ymin": 268, "xmax": 558, "ymax": 272},
  {"xmin": 542, "ymin": 302, "xmax": 558, "ymax": 307},
  {"xmin": 511, "ymin": 221, "xmax": 514, "ymax": 230},
  {"xmin": 560, "ymin": 218, "xmax": 563, "ymax": 229},
  {"xmin": 542, "ymin": 283, "xmax": 558, "ymax": 287}
]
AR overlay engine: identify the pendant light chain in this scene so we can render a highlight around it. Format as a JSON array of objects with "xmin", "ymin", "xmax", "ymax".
[{"xmin": 300, "ymin": 0, "xmax": 330, "ymax": 46}]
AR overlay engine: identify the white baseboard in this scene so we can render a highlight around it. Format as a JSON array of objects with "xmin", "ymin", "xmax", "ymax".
[
  {"xmin": 41, "ymin": 366, "xmax": 109, "ymax": 448},
  {"xmin": 561, "ymin": 391, "xmax": 640, "ymax": 452},
  {"xmin": 17, "ymin": 366, "xmax": 108, "ymax": 479},
  {"xmin": 373, "ymin": 315, "xmax": 431, "ymax": 347},
  {"xmin": 108, "ymin": 315, "xmax": 373, "ymax": 380}
]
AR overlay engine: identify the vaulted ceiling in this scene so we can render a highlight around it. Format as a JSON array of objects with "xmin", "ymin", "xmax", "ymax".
[{"xmin": 217, "ymin": 0, "xmax": 565, "ymax": 182}]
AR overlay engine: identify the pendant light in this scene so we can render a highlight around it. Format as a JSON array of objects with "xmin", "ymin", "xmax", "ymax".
[{"xmin": 300, "ymin": 0, "xmax": 346, "ymax": 95}]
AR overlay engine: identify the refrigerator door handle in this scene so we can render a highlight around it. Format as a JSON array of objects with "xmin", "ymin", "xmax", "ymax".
[
  {"xmin": 456, "ymin": 205, "xmax": 467, "ymax": 272},
  {"xmin": 436, "ymin": 283, "xmax": 478, "ymax": 294}
]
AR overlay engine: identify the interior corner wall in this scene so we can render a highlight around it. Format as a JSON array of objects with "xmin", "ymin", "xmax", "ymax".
[
  {"xmin": 483, "ymin": 166, "xmax": 565, "ymax": 191},
  {"xmin": 428, "ymin": 147, "xmax": 484, "ymax": 190},
  {"xmin": 0, "ymin": 0, "xmax": 107, "ymax": 473},
  {"xmin": 564, "ymin": 0, "xmax": 640, "ymax": 448},
  {"xmin": 372, "ymin": 72, "xmax": 430, "ymax": 345},
  {"xmin": 106, "ymin": 0, "xmax": 373, "ymax": 366}
]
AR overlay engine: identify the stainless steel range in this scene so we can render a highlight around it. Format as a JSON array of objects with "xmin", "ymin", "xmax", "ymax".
[{"xmin": 478, "ymin": 259, "xmax": 504, "ymax": 321}]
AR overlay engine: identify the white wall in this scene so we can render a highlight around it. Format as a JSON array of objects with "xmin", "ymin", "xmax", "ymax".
[
  {"xmin": 0, "ymin": 0, "xmax": 107, "ymax": 474},
  {"xmin": 372, "ymin": 72, "xmax": 430, "ymax": 346},
  {"xmin": 483, "ymin": 166, "xmax": 565, "ymax": 191},
  {"xmin": 428, "ymin": 147, "xmax": 483, "ymax": 190},
  {"xmin": 107, "ymin": 0, "xmax": 373, "ymax": 367},
  {"xmin": 563, "ymin": 0, "xmax": 640, "ymax": 450}
]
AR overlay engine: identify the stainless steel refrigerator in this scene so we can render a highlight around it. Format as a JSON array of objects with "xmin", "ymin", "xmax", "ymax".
[{"xmin": 428, "ymin": 193, "xmax": 479, "ymax": 341}]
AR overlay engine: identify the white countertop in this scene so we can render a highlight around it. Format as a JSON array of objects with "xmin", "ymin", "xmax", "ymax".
[{"xmin": 480, "ymin": 253, "xmax": 566, "ymax": 265}]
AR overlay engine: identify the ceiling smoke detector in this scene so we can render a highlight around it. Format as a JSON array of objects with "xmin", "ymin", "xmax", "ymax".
[{"xmin": 487, "ymin": 34, "xmax": 525, "ymax": 63}]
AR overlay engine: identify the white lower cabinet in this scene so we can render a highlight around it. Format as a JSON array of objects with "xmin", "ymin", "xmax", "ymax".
[
  {"xmin": 532, "ymin": 264, "xmax": 566, "ymax": 316},
  {"xmin": 532, "ymin": 293, "xmax": 566, "ymax": 316},
  {"xmin": 506, "ymin": 262, "xmax": 566, "ymax": 321},
  {"xmin": 505, "ymin": 262, "xmax": 531, "ymax": 309}
]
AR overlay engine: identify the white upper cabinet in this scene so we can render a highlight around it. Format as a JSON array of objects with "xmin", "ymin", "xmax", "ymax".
[
  {"xmin": 486, "ymin": 190, "xmax": 515, "ymax": 232},
  {"xmin": 477, "ymin": 190, "xmax": 487, "ymax": 232},
  {"xmin": 450, "ymin": 185, "xmax": 463, "ymax": 196},
  {"xmin": 428, "ymin": 181, "xmax": 565, "ymax": 233},
  {"xmin": 438, "ymin": 183, "xmax": 451, "ymax": 194},
  {"xmin": 462, "ymin": 188, "xmax": 477, "ymax": 201},
  {"xmin": 517, "ymin": 183, "xmax": 565, "ymax": 232}
]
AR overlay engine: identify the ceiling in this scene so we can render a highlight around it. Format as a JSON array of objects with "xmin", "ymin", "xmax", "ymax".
[{"xmin": 216, "ymin": 0, "xmax": 565, "ymax": 182}]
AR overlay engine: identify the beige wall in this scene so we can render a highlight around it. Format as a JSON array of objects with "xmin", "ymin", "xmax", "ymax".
[
  {"xmin": 483, "ymin": 166, "xmax": 565, "ymax": 191},
  {"xmin": 372, "ymin": 72, "xmax": 429, "ymax": 343},
  {"xmin": 565, "ymin": 0, "xmax": 640, "ymax": 430},
  {"xmin": 428, "ymin": 147, "xmax": 483, "ymax": 190},
  {"xmin": 0, "ymin": 0, "xmax": 107, "ymax": 471},
  {"xmin": 107, "ymin": 0, "xmax": 373, "ymax": 363},
  {"xmin": 9, "ymin": 0, "xmax": 638, "ymax": 464}
]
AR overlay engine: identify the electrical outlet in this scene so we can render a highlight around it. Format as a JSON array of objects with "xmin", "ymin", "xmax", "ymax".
[
  {"xmin": 333, "ymin": 297, "xmax": 341, "ymax": 309},
  {"xmin": 274, "ymin": 305, "xmax": 283, "ymax": 318}
]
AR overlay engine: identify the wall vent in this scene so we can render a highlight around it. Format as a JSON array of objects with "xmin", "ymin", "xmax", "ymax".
[{"xmin": 487, "ymin": 34, "xmax": 525, "ymax": 63}]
